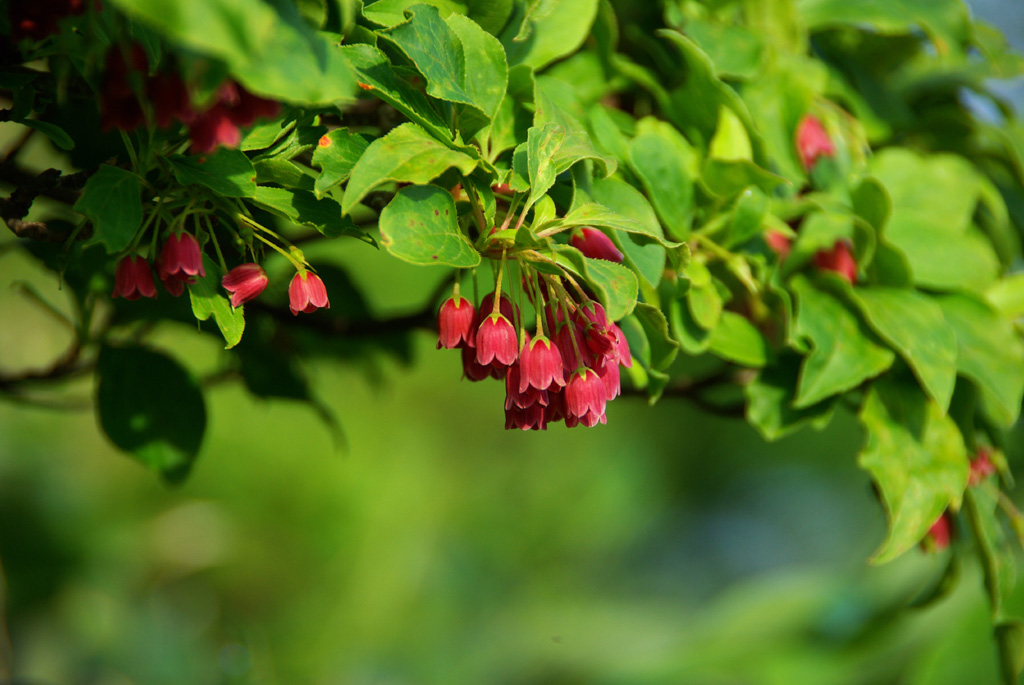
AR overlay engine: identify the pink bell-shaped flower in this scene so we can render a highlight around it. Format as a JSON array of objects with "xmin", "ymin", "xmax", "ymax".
[
  {"xmin": 565, "ymin": 367, "xmax": 608, "ymax": 428},
  {"xmin": 159, "ymin": 232, "xmax": 205, "ymax": 281},
  {"xmin": 475, "ymin": 313, "xmax": 517, "ymax": 367},
  {"xmin": 505, "ymin": 401, "xmax": 547, "ymax": 431},
  {"xmin": 111, "ymin": 255, "xmax": 157, "ymax": 300},
  {"xmin": 518, "ymin": 335, "xmax": 565, "ymax": 393},
  {"xmin": 505, "ymin": 362, "xmax": 549, "ymax": 410},
  {"xmin": 288, "ymin": 271, "xmax": 330, "ymax": 315},
  {"xmin": 570, "ymin": 227, "xmax": 623, "ymax": 263},
  {"xmin": 795, "ymin": 114, "xmax": 835, "ymax": 171},
  {"xmin": 222, "ymin": 263, "xmax": 269, "ymax": 307},
  {"xmin": 437, "ymin": 295, "xmax": 477, "ymax": 349}
]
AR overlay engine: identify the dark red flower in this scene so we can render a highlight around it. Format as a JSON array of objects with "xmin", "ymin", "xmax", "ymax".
[
  {"xmin": 147, "ymin": 70, "xmax": 195, "ymax": 128},
  {"xmin": 479, "ymin": 291, "xmax": 516, "ymax": 323},
  {"xmin": 814, "ymin": 241, "xmax": 856, "ymax": 284},
  {"xmin": 505, "ymin": 362, "xmax": 549, "ymax": 410},
  {"xmin": 609, "ymin": 323, "xmax": 632, "ymax": 368},
  {"xmin": 288, "ymin": 271, "xmax": 330, "ymax": 315},
  {"xmin": 565, "ymin": 367, "xmax": 607, "ymax": 428},
  {"xmin": 111, "ymin": 255, "xmax": 157, "ymax": 300},
  {"xmin": 222, "ymin": 263, "xmax": 268, "ymax": 307},
  {"xmin": 437, "ymin": 295, "xmax": 477, "ymax": 349},
  {"xmin": 99, "ymin": 45, "xmax": 149, "ymax": 132},
  {"xmin": 159, "ymin": 232, "xmax": 205, "ymax": 282},
  {"xmin": 505, "ymin": 401, "xmax": 547, "ymax": 431},
  {"xmin": 461, "ymin": 345, "xmax": 491, "ymax": 382},
  {"xmin": 571, "ymin": 227, "xmax": 623, "ymax": 263},
  {"xmin": 598, "ymin": 359, "xmax": 621, "ymax": 401},
  {"xmin": 188, "ymin": 103, "xmax": 242, "ymax": 153},
  {"xmin": 795, "ymin": 114, "xmax": 835, "ymax": 171},
  {"xmin": 475, "ymin": 313, "xmax": 518, "ymax": 368}
]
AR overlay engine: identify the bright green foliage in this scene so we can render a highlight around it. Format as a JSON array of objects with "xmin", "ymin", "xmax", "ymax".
[{"xmin": 7, "ymin": 0, "xmax": 1024, "ymax": 676}]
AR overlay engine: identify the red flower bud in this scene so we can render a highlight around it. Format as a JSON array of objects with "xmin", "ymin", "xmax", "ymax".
[
  {"xmin": 765, "ymin": 230, "xmax": 792, "ymax": 260},
  {"xmin": 222, "ymin": 263, "xmax": 268, "ymax": 307},
  {"xmin": 571, "ymin": 227, "xmax": 623, "ymax": 263},
  {"xmin": 111, "ymin": 255, "xmax": 157, "ymax": 300},
  {"xmin": 288, "ymin": 271, "xmax": 330, "ymax": 315},
  {"xmin": 437, "ymin": 295, "xmax": 477, "ymax": 349},
  {"xmin": 924, "ymin": 513, "xmax": 952, "ymax": 551},
  {"xmin": 813, "ymin": 241, "xmax": 857, "ymax": 284},
  {"xmin": 969, "ymin": 448, "xmax": 996, "ymax": 486},
  {"xmin": 795, "ymin": 114, "xmax": 835, "ymax": 171}
]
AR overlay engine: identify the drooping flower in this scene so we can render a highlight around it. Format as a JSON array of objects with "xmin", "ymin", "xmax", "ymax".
[
  {"xmin": 461, "ymin": 345, "xmax": 491, "ymax": 382},
  {"xmin": 222, "ymin": 263, "xmax": 268, "ymax": 308},
  {"xmin": 99, "ymin": 44, "xmax": 149, "ymax": 132},
  {"xmin": 506, "ymin": 361, "xmax": 549, "ymax": 410},
  {"xmin": 795, "ymin": 113, "xmax": 835, "ymax": 171},
  {"xmin": 159, "ymin": 232, "xmax": 205, "ymax": 282},
  {"xmin": 288, "ymin": 271, "xmax": 330, "ymax": 315},
  {"xmin": 505, "ymin": 401, "xmax": 547, "ymax": 431},
  {"xmin": 570, "ymin": 227, "xmax": 623, "ymax": 263},
  {"xmin": 147, "ymin": 70, "xmax": 195, "ymax": 128},
  {"xmin": 598, "ymin": 359, "xmax": 621, "ymax": 401},
  {"xmin": 565, "ymin": 367, "xmax": 608, "ymax": 428},
  {"xmin": 188, "ymin": 81, "xmax": 279, "ymax": 153},
  {"xmin": 814, "ymin": 241, "xmax": 857, "ymax": 284},
  {"xmin": 479, "ymin": 291, "xmax": 516, "ymax": 323},
  {"xmin": 518, "ymin": 335, "xmax": 565, "ymax": 393},
  {"xmin": 437, "ymin": 295, "xmax": 477, "ymax": 349},
  {"xmin": 111, "ymin": 255, "xmax": 157, "ymax": 300},
  {"xmin": 475, "ymin": 313, "xmax": 517, "ymax": 368},
  {"xmin": 609, "ymin": 323, "xmax": 632, "ymax": 368}
]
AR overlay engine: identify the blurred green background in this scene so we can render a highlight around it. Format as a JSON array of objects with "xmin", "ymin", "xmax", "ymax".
[{"xmin": 4, "ymin": 2, "xmax": 1024, "ymax": 683}]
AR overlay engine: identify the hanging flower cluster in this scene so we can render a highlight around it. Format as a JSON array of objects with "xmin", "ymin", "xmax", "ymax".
[
  {"xmin": 98, "ymin": 45, "xmax": 279, "ymax": 152},
  {"xmin": 436, "ymin": 248, "xmax": 632, "ymax": 431}
]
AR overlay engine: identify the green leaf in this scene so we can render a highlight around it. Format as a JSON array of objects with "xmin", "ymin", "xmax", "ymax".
[
  {"xmin": 500, "ymin": 0, "xmax": 600, "ymax": 71},
  {"xmin": 985, "ymin": 274, "xmax": 1024, "ymax": 320},
  {"xmin": 97, "ymin": 344, "xmax": 207, "ymax": 484},
  {"xmin": 746, "ymin": 353, "xmax": 836, "ymax": 441},
  {"xmin": 709, "ymin": 311, "xmax": 770, "ymax": 367},
  {"xmin": 187, "ymin": 256, "xmax": 245, "ymax": 349},
  {"xmin": 311, "ymin": 129, "xmax": 370, "ymax": 198},
  {"xmin": 702, "ymin": 158, "xmax": 786, "ymax": 199},
  {"xmin": 109, "ymin": 0, "xmax": 357, "ymax": 103},
  {"xmin": 554, "ymin": 245, "xmax": 638, "ymax": 321},
  {"xmin": 587, "ymin": 177, "xmax": 666, "ymax": 289},
  {"xmin": 687, "ymin": 281, "xmax": 722, "ymax": 331},
  {"xmin": 253, "ymin": 159, "xmax": 316, "ymax": 193},
  {"xmin": 252, "ymin": 187, "xmax": 362, "ymax": 238},
  {"xmin": 858, "ymin": 377, "xmax": 969, "ymax": 564},
  {"xmin": 627, "ymin": 117, "xmax": 699, "ymax": 241},
  {"xmin": 709, "ymin": 105, "xmax": 753, "ymax": 161},
  {"xmin": 378, "ymin": 184, "xmax": 479, "ymax": 267},
  {"xmin": 364, "ymin": 0, "xmax": 513, "ymax": 35},
  {"xmin": 937, "ymin": 294, "xmax": 1024, "ymax": 427},
  {"xmin": 533, "ymin": 77, "xmax": 617, "ymax": 180},
  {"xmin": 17, "ymin": 119, "xmax": 74, "ymax": 150},
  {"xmin": 74, "ymin": 165, "xmax": 142, "ymax": 255},
  {"xmin": 632, "ymin": 302, "xmax": 679, "ymax": 371},
  {"xmin": 169, "ymin": 150, "xmax": 258, "ymax": 198},
  {"xmin": 538, "ymin": 203, "xmax": 681, "ymax": 250},
  {"xmin": 525, "ymin": 123, "xmax": 565, "ymax": 210},
  {"xmin": 342, "ymin": 123, "xmax": 479, "ymax": 214},
  {"xmin": 797, "ymin": 0, "xmax": 970, "ymax": 56},
  {"xmin": 790, "ymin": 274, "xmax": 895, "ymax": 408},
  {"xmin": 338, "ymin": 44, "xmax": 453, "ymax": 143},
  {"xmin": 848, "ymin": 287, "xmax": 958, "ymax": 413},
  {"xmin": 869, "ymin": 149, "xmax": 999, "ymax": 292},
  {"xmin": 381, "ymin": 4, "xmax": 508, "ymax": 139}
]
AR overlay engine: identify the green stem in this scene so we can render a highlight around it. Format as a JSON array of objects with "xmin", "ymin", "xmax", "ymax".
[
  {"xmin": 204, "ymin": 215, "xmax": 229, "ymax": 273},
  {"xmin": 120, "ymin": 130, "xmax": 140, "ymax": 173},
  {"xmin": 491, "ymin": 250, "xmax": 507, "ymax": 316}
]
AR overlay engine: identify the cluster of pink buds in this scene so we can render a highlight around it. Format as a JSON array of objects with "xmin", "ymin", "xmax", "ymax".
[
  {"xmin": 436, "ymin": 266, "xmax": 632, "ymax": 431},
  {"xmin": 98, "ymin": 45, "xmax": 279, "ymax": 153},
  {"xmin": 110, "ymin": 232, "xmax": 204, "ymax": 300},
  {"xmin": 922, "ymin": 448, "xmax": 999, "ymax": 553}
]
